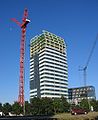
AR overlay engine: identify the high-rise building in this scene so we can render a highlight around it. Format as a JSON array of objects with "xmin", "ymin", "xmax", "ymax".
[{"xmin": 30, "ymin": 30, "xmax": 68, "ymax": 99}]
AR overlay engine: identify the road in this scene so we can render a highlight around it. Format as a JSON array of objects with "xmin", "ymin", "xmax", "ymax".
[{"xmin": 0, "ymin": 116, "xmax": 57, "ymax": 120}]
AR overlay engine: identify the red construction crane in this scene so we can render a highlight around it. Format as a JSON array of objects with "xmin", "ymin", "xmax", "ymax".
[{"xmin": 11, "ymin": 9, "xmax": 30, "ymax": 106}]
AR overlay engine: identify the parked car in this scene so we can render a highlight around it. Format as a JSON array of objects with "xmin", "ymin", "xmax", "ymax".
[{"xmin": 71, "ymin": 108, "xmax": 88, "ymax": 115}]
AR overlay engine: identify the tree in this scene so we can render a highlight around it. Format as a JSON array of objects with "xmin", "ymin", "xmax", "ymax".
[
  {"xmin": 52, "ymin": 97, "xmax": 70, "ymax": 114},
  {"xmin": 90, "ymin": 99, "xmax": 96, "ymax": 111},
  {"xmin": 90, "ymin": 99, "xmax": 98, "ymax": 112},
  {"xmin": 41, "ymin": 97, "xmax": 53, "ymax": 115},
  {"xmin": 52, "ymin": 98, "xmax": 63, "ymax": 114},
  {"xmin": 2, "ymin": 103, "xmax": 12, "ymax": 115},
  {"xmin": 30, "ymin": 97, "xmax": 54, "ymax": 115},
  {"xmin": 30, "ymin": 97, "xmax": 42, "ymax": 115},
  {"xmin": 95, "ymin": 100, "xmax": 98, "ymax": 111},
  {"xmin": 80, "ymin": 99, "xmax": 89, "ymax": 111},
  {"xmin": 0, "ymin": 103, "xmax": 2, "ymax": 112},
  {"xmin": 61, "ymin": 97, "xmax": 70, "ymax": 112},
  {"xmin": 25, "ymin": 101, "xmax": 32, "ymax": 115},
  {"xmin": 12, "ymin": 102, "xmax": 23, "ymax": 115}
]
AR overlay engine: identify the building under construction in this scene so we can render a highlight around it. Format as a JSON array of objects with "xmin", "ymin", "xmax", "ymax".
[{"xmin": 30, "ymin": 30, "xmax": 68, "ymax": 99}]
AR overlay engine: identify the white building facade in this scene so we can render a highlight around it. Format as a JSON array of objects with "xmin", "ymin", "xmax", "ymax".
[{"xmin": 30, "ymin": 30, "xmax": 68, "ymax": 99}]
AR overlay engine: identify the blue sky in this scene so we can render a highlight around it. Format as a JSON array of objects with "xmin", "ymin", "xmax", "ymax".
[{"xmin": 0, "ymin": 0, "xmax": 98, "ymax": 103}]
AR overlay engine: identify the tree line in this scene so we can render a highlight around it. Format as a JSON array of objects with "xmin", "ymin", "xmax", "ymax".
[{"xmin": 0, "ymin": 97, "xmax": 98, "ymax": 116}]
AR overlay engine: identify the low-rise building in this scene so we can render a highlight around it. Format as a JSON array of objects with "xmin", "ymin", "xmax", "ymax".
[{"xmin": 68, "ymin": 86, "xmax": 96, "ymax": 104}]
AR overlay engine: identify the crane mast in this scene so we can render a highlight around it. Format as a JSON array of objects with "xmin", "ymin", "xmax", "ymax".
[
  {"xmin": 79, "ymin": 34, "xmax": 98, "ymax": 86},
  {"xmin": 11, "ymin": 9, "xmax": 30, "ymax": 106}
]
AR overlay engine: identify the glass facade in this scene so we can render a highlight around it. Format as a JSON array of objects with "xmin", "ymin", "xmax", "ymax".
[
  {"xmin": 68, "ymin": 86, "xmax": 96, "ymax": 104},
  {"xmin": 30, "ymin": 30, "xmax": 68, "ymax": 99}
]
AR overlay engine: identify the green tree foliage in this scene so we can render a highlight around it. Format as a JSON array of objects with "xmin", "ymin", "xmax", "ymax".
[
  {"xmin": 52, "ymin": 98, "xmax": 63, "ymax": 114},
  {"xmin": 12, "ymin": 102, "xmax": 23, "ymax": 115},
  {"xmin": 40, "ymin": 97, "xmax": 53, "ymax": 115},
  {"xmin": 30, "ymin": 97, "xmax": 53, "ymax": 115},
  {"xmin": 0, "ymin": 103, "xmax": 2, "ymax": 112},
  {"xmin": 25, "ymin": 101, "xmax": 32, "ymax": 115},
  {"xmin": 96, "ymin": 100, "xmax": 98, "ymax": 111},
  {"xmin": 2, "ymin": 103, "xmax": 12, "ymax": 115},
  {"xmin": 80, "ymin": 99, "xmax": 89, "ymax": 111},
  {"xmin": 30, "ymin": 97, "xmax": 42, "ymax": 115},
  {"xmin": 2, "ymin": 98, "xmax": 98, "ymax": 115},
  {"xmin": 30, "ymin": 97, "xmax": 70, "ymax": 115},
  {"xmin": 90, "ymin": 99, "xmax": 98, "ymax": 111},
  {"xmin": 52, "ymin": 97, "xmax": 70, "ymax": 114},
  {"xmin": 61, "ymin": 97, "xmax": 70, "ymax": 112}
]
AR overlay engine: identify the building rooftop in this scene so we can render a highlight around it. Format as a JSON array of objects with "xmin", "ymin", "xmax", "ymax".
[{"xmin": 68, "ymin": 85, "xmax": 95, "ymax": 90}]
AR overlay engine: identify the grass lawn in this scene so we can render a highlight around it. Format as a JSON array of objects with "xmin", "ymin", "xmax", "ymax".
[{"xmin": 52, "ymin": 112, "xmax": 98, "ymax": 120}]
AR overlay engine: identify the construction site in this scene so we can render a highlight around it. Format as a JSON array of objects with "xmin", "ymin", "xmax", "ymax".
[
  {"xmin": 0, "ymin": 0, "xmax": 98, "ymax": 119},
  {"xmin": 11, "ymin": 8, "xmax": 97, "ymax": 103},
  {"xmin": 8, "ymin": 7, "xmax": 97, "ymax": 113}
]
